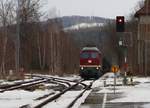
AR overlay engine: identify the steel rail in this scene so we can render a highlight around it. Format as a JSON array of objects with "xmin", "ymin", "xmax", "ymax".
[
  {"xmin": 66, "ymin": 81, "xmax": 94, "ymax": 108},
  {"xmin": 33, "ymin": 80, "xmax": 84, "ymax": 108},
  {"xmin": 19, "ymin": 78, "xmax": 80, "ymax": 108},
  {"xmin": 0, "ymin": 78, "xmax": 43, "ymax": 89},
  {"xmin": 31, "ymin": 74, "xmax": 87, "ymax": 88},
  {"xmin": 0, "ymin": 79, "xmax": 47, "ymax": 92}
]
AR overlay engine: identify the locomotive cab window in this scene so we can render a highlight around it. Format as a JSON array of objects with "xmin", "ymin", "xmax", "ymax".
[
  {"xmin": 91, "ymin": 52, "xmax": 98, "ymax": 58},
  {"xmin": 80, "ymin": 52, "xmax": 89, "ymax": 58}
]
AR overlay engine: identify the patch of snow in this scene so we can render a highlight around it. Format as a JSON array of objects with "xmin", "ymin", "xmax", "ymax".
[
  {"xmin": 64, "ymin": 22, "xmax": 104, "ymax": 30},
  {"xmin": 0, "ymin": 78, "xmax": 39, "ymax": 85},
  {"xmin": 0, "ymin": 89, "xmax": 54, "ymax": 108},
  {"xmin": 41, "ymin": 90, "xmax": 91, "ymax": 108},
  {"xmin": 72, "ymin": 90, "xmax": 92, "ymax": 108},
  {"xmin": 82, "ymin": 80, "xmax": 93, "ymax": 85},
  {"xmin": 92, "ymin": 79, "xmax": 104, "ymax": 88},
  {"xmin": 33, "ymin": 74, "xmax": 80, "ymax": 81},
  {"xmin": 1, "ymin": 81, "xmax": 16, "ymax": 85},
  {"xmin": 104, "ymin": 77, "xmax": 150, "ymax": 103},
  {"xmin": 132, "ymin": 77, "xmax": 150, "ymax": 83},
  {"xmin": 110, "ymin": 87, "xmax": 150, "ymax": 102},
  {"xmin": 2, "ymin": 73, "xmax": 150, "ymax": 108},
  {"xmin": 61, "ymin": 74, "xmax": 81, "ymax": 81},
  {"xmin": 142, "ymin": 104, "xmax": 150, "ymax": 108},
  {"xmin": 91, "ymin": 74, "xmax": 150, "ymax": 104}
]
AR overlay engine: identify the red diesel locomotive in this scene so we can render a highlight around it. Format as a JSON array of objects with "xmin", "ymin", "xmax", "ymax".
[{"xmin": 79, "ymin": 47, "xmax": 103, "ymax": 79}]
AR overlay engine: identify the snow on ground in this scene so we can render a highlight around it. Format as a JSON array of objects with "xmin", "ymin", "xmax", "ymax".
[
  {"xmin": 107, "ymin": 83, "xmax": 150, "ymax": 103},
  {"xmin": 143, "ymin": 104, "xmax": 150, "ymax": 108},
  {"xmin": 93, "ymin": 73, "xmax": 150, "ymax": 108},
  {"xmin": 0, "ymin": 78, "xmax": 39, "ymax": 85},
  {"xmin": 43, "ymin": 91, "xmax": 83, "ymax": 108},
  {"xmin": 64, "ymin": 23, "xmax": 104, "ymax": 30},
  {"xmin": 0, "ymin": 89, "xmax": 54, "ymax": 108},
  {"xmin": 92, "ymin": 72, "xmax": 122, "ymax": 88},
  {"xmin": 72, "ymin": 90, "xmax": 92, "ymax": 108},
  {"xmin": 132, "ymin": 77, "xmax": 150, "ymax": 83},
  {"xmin": 41, "ymin": 90, "xmax": 92, "ymax": 108},
  {"xmin": 0, "ymin": 74, "xmax": 84, "ymax": 108},
  {"xmin": 60, "ymin": 74, "xmax": 81, "ymax": 81},
  {"xmin": 31, "ymin": 74, "xmax": 81, "ymax": 81},
  {"xmin": 1, "ymin": 74, "xmax": 150, "ymax": 108}
]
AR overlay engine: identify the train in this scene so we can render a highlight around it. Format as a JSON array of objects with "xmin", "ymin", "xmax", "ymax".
[{"xmin": 79, "ymin": 46, "xmax": 103, "ymax": 79}]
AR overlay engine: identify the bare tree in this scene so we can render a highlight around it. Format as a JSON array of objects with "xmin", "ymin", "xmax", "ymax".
[
  {"xmin": 19, "ymin": 0, "xmax": 42, "ymax": 23},
  {"xmin": 17, "ymin": 0, "xmax": 43, "ymax": 71},
  {"xmin": 134, "ymin": 0, "xmax": 145, "ymax": 14},
  {"xmin": 36, "ymin": 24, "xmax": 47, "ymax": 70},
  {"xmin": 0, "ymin": 0, "xmax": 15, "ymax": 78}
]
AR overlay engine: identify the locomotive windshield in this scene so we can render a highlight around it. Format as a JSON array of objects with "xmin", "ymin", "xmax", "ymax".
[
  {"xmin": 80, "ymin": 52, "xmax": 98, "ymax": 58},
  {"xmin": 91, "ymin": 52, "xmax": 98, "ymax": 58},
  {"xmin": 80, "ymin": 52, "xmax": 89, "ymax": 58}
]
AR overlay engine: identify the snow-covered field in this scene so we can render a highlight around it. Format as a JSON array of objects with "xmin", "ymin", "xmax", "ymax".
[
  {"xmin": 92, "ymin": 73, "xmax": 150, "ymax": 108},
  {"xmin": 42, "ymin": 90, "xmax": 91, "ymax": 108},
  {"xmin": 64, "ymin": 22, "xmax": 104, "ymax": 31},
  {"xmin": 0, "ymin": 75, "xmax": 89, "ymax": 108},
  {"xmin": 1, "ymin": 73, "xmax": 150, "ymax": 108},
  {"xmin": 0, "ymin": 89, "xmax": 54, "ymax": 108}
]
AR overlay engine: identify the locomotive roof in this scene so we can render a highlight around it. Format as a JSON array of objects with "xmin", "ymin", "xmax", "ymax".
[{"xmin": 82, "ymin": 47, "xmax": 100, "ymax": 52}]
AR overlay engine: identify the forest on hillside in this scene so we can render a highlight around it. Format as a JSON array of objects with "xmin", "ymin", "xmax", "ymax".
[
  {"xmin": 0, "ymin": 0, "xmax": 79, "ymax": 79},
  {"xmin": 0, "ymin": 0, "xmax": 141, "ymax": 79}
]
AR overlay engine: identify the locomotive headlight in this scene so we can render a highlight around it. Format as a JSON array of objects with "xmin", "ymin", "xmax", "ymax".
[
  {"xmin": 96, "ymin": 67, "xmax": 99, "ymax": 70},
  {"xmin": 88, "ymin": 60, "xmax": 92, "ymax": 63},
  {"xmin": 81, "ymin": 67, "xmax": 84, "ymax": 70}
]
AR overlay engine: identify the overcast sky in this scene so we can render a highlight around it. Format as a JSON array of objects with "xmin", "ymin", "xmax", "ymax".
[{"xmin": 45, "ymin": 0, "xmax": 142, "ymax": 19}]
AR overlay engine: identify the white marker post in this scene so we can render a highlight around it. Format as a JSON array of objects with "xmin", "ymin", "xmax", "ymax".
[
  {"xmin": 102, "ymin": 87, "xmax": 107, "ymax": 108},
  {"xmin": 114, "ymin": 72, "xmax": 116, "ymax": 94}
]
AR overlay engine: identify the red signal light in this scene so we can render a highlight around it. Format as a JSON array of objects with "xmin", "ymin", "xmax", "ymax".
[
  {"xmin": 116, "ymin": 16, "xmax": 124, "ymax": 23},
  {"xmin": 118, "ymin": 19, "xmax": 122, "ymax": 23},
  {"xmin": 116, "ymin": 16, "xmax": 125, "ymax": 32}
]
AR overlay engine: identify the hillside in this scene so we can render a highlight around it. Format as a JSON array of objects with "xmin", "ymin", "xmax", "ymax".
[
  {"xmin": 61, "ymin": 16, "xmax": 117, "ymax": 68},
  {"xmin": 59, "ymin": 15, "xmax": 112, "ymax": 29}
]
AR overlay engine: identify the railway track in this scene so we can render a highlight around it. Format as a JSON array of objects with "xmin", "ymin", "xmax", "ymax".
[
  {"xmin": 66, "ymin": 80, "xmax": 94, "ymax": 108},
  {"xmin": 0, "ymin": 74, "xmax": 96, "ymax": 108},
  {"xmin": 32, "ymin": 79, "xmax": 85, "ymax": 108},
  {"xmin": 0, "ymin": 78, "xmax": 43, "ymax": 89},
  {"xmin": 19, "ymin": 75, "xmax": 95, "ymax": 108},
  {"xmin": 0, "ymin": 75, "xmax": 77, "ymax": 93},
  {"xmin": 31, "ymin": 74, "xmax": 87, "ymax": 88},
  {"xmin": 0, "ymin": 78, "xmax": 47, "ymax": 92}
]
